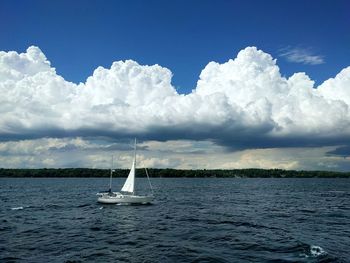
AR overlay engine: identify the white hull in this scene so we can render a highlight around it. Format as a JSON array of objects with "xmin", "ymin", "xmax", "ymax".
[{"xmin": 97, "ymin": 193, "xmax": 153, "ymax": 204}]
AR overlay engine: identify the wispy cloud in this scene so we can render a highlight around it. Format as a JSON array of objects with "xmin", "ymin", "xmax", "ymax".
[{"xmin": 279, "ymin": 47, "xmax": 325, "ymax": 65}]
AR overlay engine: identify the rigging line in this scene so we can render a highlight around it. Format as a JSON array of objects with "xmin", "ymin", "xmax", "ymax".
[{"xmin": 145, "ymin": 168, "xmax": 154, "ymax": 195}]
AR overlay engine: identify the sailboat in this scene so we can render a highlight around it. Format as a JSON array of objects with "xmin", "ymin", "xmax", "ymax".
[{"xmin": 97, "ymin": 139, "xmax": 154, "ymax": 204}]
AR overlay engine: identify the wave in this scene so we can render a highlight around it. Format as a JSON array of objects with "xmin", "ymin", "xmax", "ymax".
[
  {"xmin": 77, "ymin": 203, "xmax": 90, "ymax": 208},
  {"xmin": 10, "ymin": 205, "xmax": 30, "ymax": 210},
  {"xmin": 180, "ymin": 217, "xmax": 283, "ymax": 232},
  {"xmin": 46, "ymin": 204, "xmax": 64, "ymax": 209},
  {"xmin": 11, "ymin": 206, "xmax": 24, "ymax": 210}
]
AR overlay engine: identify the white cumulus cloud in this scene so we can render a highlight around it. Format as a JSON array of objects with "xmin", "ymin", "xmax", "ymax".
[{"xmin": 0, "ymin": 45, "xmax": 350, "ymax": 151}]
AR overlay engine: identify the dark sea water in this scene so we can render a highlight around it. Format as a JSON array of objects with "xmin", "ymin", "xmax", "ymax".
[{"xmin": 0, "ymin": 178, "xmax": 349, "ymax": 263}]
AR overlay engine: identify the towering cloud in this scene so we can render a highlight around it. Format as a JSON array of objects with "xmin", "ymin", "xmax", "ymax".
[{"xmin": 1, "ymin": 46, "xmax": 350, "ymax": 149}]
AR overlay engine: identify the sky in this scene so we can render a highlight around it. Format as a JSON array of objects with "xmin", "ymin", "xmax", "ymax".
[{"xmin": 0, "ymin": 0, "xmax": 350, "ymax": 170}]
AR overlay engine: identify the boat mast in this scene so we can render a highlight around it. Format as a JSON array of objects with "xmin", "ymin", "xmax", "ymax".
[
  {"xmin": 134, "ymin": 138, "xmax": 137, "ymax": 166},
  {"xmin": 109, "ymin": 155, "xmax": 114, "ymax": 192},
  {"xmin": 133, "ymin": 138, "xmax": 136, "ymax": 195}
]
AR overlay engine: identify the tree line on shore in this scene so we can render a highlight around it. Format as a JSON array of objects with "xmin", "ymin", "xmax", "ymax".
[{"xmin": 0, "ymin": 168, "xmax": 349, "ymax": 178}]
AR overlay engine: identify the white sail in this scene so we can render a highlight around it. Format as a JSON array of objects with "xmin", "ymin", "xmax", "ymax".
[{"xmin": 121, "ymin": 159, "xmax": 135, "ymax": 193}]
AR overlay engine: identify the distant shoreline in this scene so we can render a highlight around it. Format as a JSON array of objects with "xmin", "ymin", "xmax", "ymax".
[{"xmin": 0, "ymin": 168, "xmax": 349, "ymax": 178}]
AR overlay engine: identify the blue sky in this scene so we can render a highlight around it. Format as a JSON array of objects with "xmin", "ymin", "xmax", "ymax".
[
  {"xmin": 1, "ymin": 0, "xmax": 349, "ymax": 93},
  {"xmin": 1, "ymin": 0, "xmax": 350, "ymax": 170}
]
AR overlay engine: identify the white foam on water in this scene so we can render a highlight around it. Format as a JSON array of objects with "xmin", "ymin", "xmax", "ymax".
[
  {"xmin": 11, "ymin": 206, "xmax": 24, "ymax": 210},
  {"xmin": 310, "ymin": 245, "xmax": 326, "ymax": 257},
  {"xmin": 300, "ymin": 245, "xmax": 327, "ymax": 258},
  {"xmin": 99, "ymin": 206, "xmax": 103, "ymax": 210}
]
